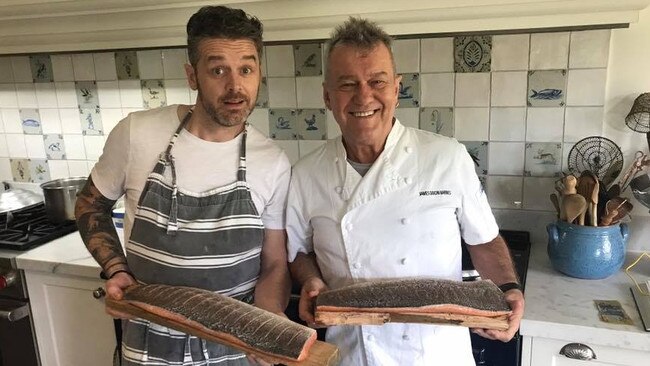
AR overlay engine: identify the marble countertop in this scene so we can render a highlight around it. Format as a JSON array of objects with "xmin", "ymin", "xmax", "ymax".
[{"xmin": 520, "ymin": 242, "xmax": 650, "ymax": 352}]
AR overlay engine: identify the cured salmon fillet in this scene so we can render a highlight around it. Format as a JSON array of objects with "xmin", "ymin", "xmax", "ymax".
[
  {"xmin": 120, "ymin": 284, "xmax": 317, "ymax": 362},
  {"xmin": 315, "ymin": 278, "xmax": 511, "ymax": 327}
]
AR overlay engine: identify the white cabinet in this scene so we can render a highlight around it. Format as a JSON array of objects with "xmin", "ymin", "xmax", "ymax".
[
  {"xmin": 24, "ymin": 271, "xmax": 115, "ymax": 366},
  {"xmin": 522, "ymin": 336, "xmax": 649, "ymax": 366}
]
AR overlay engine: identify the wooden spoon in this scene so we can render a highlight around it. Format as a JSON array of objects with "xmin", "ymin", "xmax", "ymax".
[
  {"xmin": 576, "ymin": 172, "xmax": 597, "ymax": 226},
  {"xmin": 562, "ymin": 194, "xmax": 587, "ymax": 225}
]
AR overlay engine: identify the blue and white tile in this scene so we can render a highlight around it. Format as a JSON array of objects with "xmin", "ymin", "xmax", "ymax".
[
  {"xmin": 299, "ymin": 140, "xmax": 326, "ymax": 158},
  {"xmin": 62, "ymin": 135, "xmax": 86, "ymax": 159},
  {"xmin": 266, "ymin": 45, "xmax": 295, "ymax": 77},
  {"xmin": 491, "ymin": 71, "xmax": 527, "ymax": 107},
  {"xmin": 67, "ymin": 160, "xmax": 90, "ymax": 177},
  {"xmin": 141, "ymin": 80, "xmax": 167, "ymax": 109},
  {"xmin": 489, "ymin": 142, "xmax": 525, "ymax": 175},
  {"xmin": 54, "ymin": 82, "xmax": 78, "ymax": 108},
  {"xmin": 296, "ymin": 109, "xmax": 327, "ymax": 140},
  {"xmin": 164, "ymin": 79, "xmax": 191, "ymax": 105},
  {"xmin": 267, "ymin": 78, "xmax": 296, "ymax": 108},
  {"xmin": 523, "ymin": 177, "xmax": 557, "ymax": 211},
  {"xmin": 256, "ymin": 77, "xmax": 269, "ymax": 108},
  {"xmin": 529, "ymin": 32, "xmax": 569, "ymax": 70},
  {"xmin": 93, "ymin": 52, "xmax": 117, "ymax": 81},
  {"xmin": 0, "ymin": 57, "xmax": 14, "ymax": 83},
  {"xmin": 393, "ymin": 39, "xmax": 420, "ymax": 73},
  {"xmin": 115, "ymin": 51, "xmax": 140, "ymax": 80},
  {"xmin": 491, "ymin": 34, "xmax": 529, "ymax": 71},
  {"xmin": 39, "ymin": 109, "xmax": 62, "ymax": 134},
  {"xmin": 294, "ymin": 43, "xmax": 322, "ymax": 77},
  {"xmin": 72, "ymin": 53, "xmax": 96, "ymax": 81},
  {"xmin": 569, "ymin": 30, "xmax": 611, "ymax": 69},
  {"xmin": 50, "ymin": 55, "xmax": 74, "ymax": 82},
  {"xmin": 6, "ymin": 135, "xmax": 27, "ymax": 157},
  {"xmin": 97, "ymin": 81, "xmax": 121, "ymax": 108},
  {"xmin": 75, "ymin": 81, "xmax": 99, "ymax": 108},
  {"xmin": 19, "ymin": 108, "xmax": 42, "ymax": 134},
  {"xmin": 454, "ymin": 36, "xmax": 491, "ymax": 73},
  {"xmin": 99, "ymin": 108, "xmax": 123, "ymax": 136},
  {"xmin": 398, "ymin": 73, "xmax": 420, "ymax": 107},
  {"xmin": 268, "ymin": 109, "xmax": 297, "ymax": 140},
  {"xmin": 29, "ymin": 55, "xmax": 53, "ymax": 83},
  {"xmin": 296, "ymin": 76, "xmax": 324, "ymax": 108},
  {"xmin": 527, "ymin": 70, "xmax": 566, "ymax": 107},
  {"xmin": 420, "ymin": 38, "xmax": 454, "ymax": 73},
  {"xmin": 564, "ymin": 107, "xmax": 604, "ymax": 143},
  {"xmin": 162, "ymin": 49, "xmax": 188, "ymax": 79},
  {"xmin": 80, "ymin": 108, "xmax": 103, "ymax": 135},
  {"xmin": 10, "ymin": 56, "xmax": 33, "ymax": 82},
  {"xmin": 489, "ymin": 107, "xmax": 526, "ymax": 141},
  {"xmin": 566, "ymin": 69, "xmax": 607, "ymax": 106},
  {"xmin": 43, "ymin": 134, "xmax": 66, "ymax": 159},
  {"xmin": 25, "ymin": 135, "xmax": 46, "ymax": 159},
  {"xmin": 419, "ymin": 107, "xmax": 454, "ymax": 137},
  {"xmin": 10, "ymin": 158, "xmax": 31, "ymax": 182},
  {"xmin": 419, "ymin": 73, "xmax": 454, "ymax": 107},
  {"xmin": 273, "ymin": 140, "xmax": 300, "ymax": 165},
  {"xmin": 525, "ymin": 107, "xmax": 564, "ymax": 142},
  {"xmin": 59, "ymin": 108, "xmax": 83, "ymax": 134},
  {"xmin": 118, "ymin": 80, "xmax": 144, "ymax": 109},
  {"xmin": 461, "ymin": 141, "xmax": 489, "ymax": 175},
  {"xmin": 455, "ymin": 73, "xmax": 490, "ymax": 107},
  {"xmin": 47, "ymin": 160, "xmax": 69, "ymax": 179},
  {"xmin": 34, "ymin": 82, "xmax": 58, "ymax": 108},
  {"xmin": 454, "ymin": 107, "xmax": 489, "ymax": 141},
  {"xmin": 16, "ymin": 83, "xmax": 38, "ymax": 108},
  {"xmin": 525, "ymin": 142, "xmax": 562, "ymax": 177},
  {"xmin": 395, "ymin": 108, "xmax": 420, "ymax": 129},
  {"xmin": 1, "ymin": 109, "xmax": 22, "ymax": 134},
  {"xmin": 487, "ymin": 176, "xmax": 523, "ymax": 209},
  {"xmin": 137, "ymin": 50, "xmax": 164, "ymax": 80},
  {"xmin": 83, "ymin": 135, "xmax": 105, "ymax": 160},
  {"xmin": 0, "ymin": 83, "xmax": 18, "ymax": 108},
  {"xmin": 247, "ymin": 108, "xmax": 269, "ymax": 136}
]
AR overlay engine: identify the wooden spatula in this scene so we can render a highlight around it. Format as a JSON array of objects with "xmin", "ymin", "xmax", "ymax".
[
  {"xmin": 562, "ymin": 194, "xmax": 587, "ymax": 225},
  {"xmin": 576, "ymin": 171, "xmax": 597, "ymax": 226}
]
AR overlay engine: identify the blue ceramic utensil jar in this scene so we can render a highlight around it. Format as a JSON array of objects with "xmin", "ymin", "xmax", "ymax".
[{"xmin": 547, "ymin": 220, "xmax": 629, "ymax": 279}]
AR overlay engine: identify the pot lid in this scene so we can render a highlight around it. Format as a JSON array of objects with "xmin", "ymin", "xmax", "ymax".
[{"xmin": 0, "ymin": 187, "xmax": 44, "ymax": 214}]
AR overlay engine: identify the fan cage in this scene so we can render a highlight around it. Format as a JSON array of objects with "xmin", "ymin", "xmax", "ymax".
[
  {"xmin": 567, "ymin": 136, "xmax": 624, "ymax": 186},
  {"xmin": 625, "ymin": 92, "xmax": 650, "ymax": 133}
]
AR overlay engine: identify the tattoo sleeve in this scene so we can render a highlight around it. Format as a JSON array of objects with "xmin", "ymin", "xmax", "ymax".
[{"xmin": 74, "ymin": 176, "xmax": 129, "ymax": 278}]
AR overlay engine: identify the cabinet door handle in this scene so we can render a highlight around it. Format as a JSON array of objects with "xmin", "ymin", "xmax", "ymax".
[{"xmin": 559, "ymin": 343, "xmax": 597, "ymax": 360}]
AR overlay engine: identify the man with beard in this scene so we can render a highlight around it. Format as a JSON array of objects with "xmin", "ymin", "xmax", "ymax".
[{"xmin": 75, "ymin": 6, "xmax": 290, "ymax": 366}]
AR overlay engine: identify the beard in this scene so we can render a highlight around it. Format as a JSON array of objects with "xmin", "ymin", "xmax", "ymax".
[{"xmin": 196, "ymin": 81, "xmax": 257, "ymax": 128}]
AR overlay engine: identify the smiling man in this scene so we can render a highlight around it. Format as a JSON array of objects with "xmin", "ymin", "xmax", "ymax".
[
  {"xmin": 75, "ymin": 6, "xmax": 291, "ymax": 366},
  {"xmin": 286, "ymin": 17, "xmax": 524, "ymax": 365}
]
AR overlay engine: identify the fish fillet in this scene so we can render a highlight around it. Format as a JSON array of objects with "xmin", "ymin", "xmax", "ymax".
[{"xmin": 122, "ymin": 284, "xmax": 317, "ymax": 362}]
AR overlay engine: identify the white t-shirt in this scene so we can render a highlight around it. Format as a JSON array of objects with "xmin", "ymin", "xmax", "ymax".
[{"xmin": 91, "ymin": 105, "xmax": 291, "ymax": 242}]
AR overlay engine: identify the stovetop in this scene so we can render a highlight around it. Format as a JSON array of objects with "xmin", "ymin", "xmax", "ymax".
[{"xmin": 0, "ymin": 203, "xmax": 78, "ymax": 252}]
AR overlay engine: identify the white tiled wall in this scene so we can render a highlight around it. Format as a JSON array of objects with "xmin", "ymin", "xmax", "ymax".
[{"xmin": 0, "ymin": 29, "xmax": 612, "ymax": 220}]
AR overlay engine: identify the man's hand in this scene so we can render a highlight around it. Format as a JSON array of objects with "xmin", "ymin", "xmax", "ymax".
[
  {"xmin": 105, "ymin": 271, "xmax": 136, "ymax": 319},
  {"xmin": 298, "ymin": 277, "xmax": 328, "ymax": 326},
  {"xmin": 471, "ymin": 289, "xmax": 524, "ymax": 342}
]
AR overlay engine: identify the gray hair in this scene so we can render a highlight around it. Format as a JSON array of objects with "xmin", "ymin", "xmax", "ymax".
[{"xmin": 325, "ymin": 17, "xmax": 396, "ymax": 76}]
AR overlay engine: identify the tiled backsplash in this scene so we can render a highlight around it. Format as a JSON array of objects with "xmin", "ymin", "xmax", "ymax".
[{"xmin": 0, "ymin": 29, "xmax": 611, "ymax": 219}]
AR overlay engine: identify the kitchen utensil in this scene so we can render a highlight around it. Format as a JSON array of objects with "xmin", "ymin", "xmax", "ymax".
[
  {"xmin": 600, "ymin": 198, "xmax": 627, "ymax": 226},
  {"xmin": 611, "ymin": 151, "xmax": 648, "ymax": 195},
  {"xmin": 629, "ymin": 172, "xmax": 650, "ymax": 191},
  {"xmin": 550, "ymin": 193, "xmax": 561, "ymax": 218},
  {"xmin": 567, "ymin": 136, "xmax": 624, "ymax": 187},
  {"xmin": 561, "ymin": 175, "xmax": 577, "ymax": 195},
  {"xmin": 0, "ymin": 183, "xmax": 44, "ymax": 214},
  {"xmin": 562, "ymin": 194, "xmax": 587, "ymax": 225},
  {"xmin": 576, "ymin": 172, "xmax": 597, "ymax": 226},
  {"xmin": 40, "ymin": 177, "xmax": 87, "ymax": 223},
  {"xmin": 610, "ymin": 199, "xmax": 633, "ymax": 225}
]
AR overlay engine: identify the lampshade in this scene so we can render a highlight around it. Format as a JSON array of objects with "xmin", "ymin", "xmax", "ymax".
[{"xmin": 625, "ymin": 92, "xmax": 650, "ymax": 133}]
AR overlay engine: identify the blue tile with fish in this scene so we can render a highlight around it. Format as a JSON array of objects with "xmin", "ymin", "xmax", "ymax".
[
  {"xmin": 20, "ymin": 109, "xmax": 43, "ymax": 134},
  {"xmin": 268, "ymin": 109, "xmax": 297, "ymax": 140},
  {"xmin": 296, "ymin": 109, "xmax": 327, "ymax": 140},
  {"xmin": 75, "ymin": 81, "xmax": 99, "ymax": 109},
  {"xmin": 29, "ymin": 55, "xmax": 53, "ymax": 83},
  {"xmin": 398, "ymin": 73, "xmax": 420, "ymax": 108},
  {"xmin": 115, "ymin": 51, "xmax": 140, "ymax": 80},
  {"xmin": 29, "ymin": 159, "xmax": 50, "ymax": 183},
  {"xmin": 454, "ymin": 36, "xmax": 492, "ymax": 73},
  {"xmin": 419, "ymin": 107, "xmax": 454, "ymax": 137},
  {"xmin": 141, "ymin": 80, "xmax": 167, "ymax": 109},
  {"xmin": 528, "ymin": 70, "xmax": 566, "ymax": 107},
  {"xmin": 525, "ymin": 142, "xmax": 562, "ymax": 177},
  {"xmin": 43, "ymin": 134, "xmax": 66, "ymax": 160},
  {"xmin": 294, "ymin": 43, "xmax": 323, "ymax": 77},
  {"xmin": 80, "ymin": 108, "xmax": 103, "ymax": 135}
]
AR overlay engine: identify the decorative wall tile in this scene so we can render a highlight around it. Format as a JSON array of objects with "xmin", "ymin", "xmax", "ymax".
[
  {"xmin": 487, "ymin": 176, "xmax": 523, "ymax": 209},
  {"xmin": 162, "ymin": 49, "xmax": 187, "ymax": 79},
  {"xmin": 491, "ymin": 71, "xmax": 527, "ymax": 107},
  {"xmin": 455, "ymin": 72, "xmax": 490, "ymax": 107},
  {"xmin": 29, "ymin": 55, "xmax": 53, "ymax": 83},
  {"xmin": 489, "ymin": 107, "xmax": 526, "ymax": 141},
  {"xmin": 93, "ymin": 53, "xmax": 117, "ymax": 81},
  {"xmin": 296, "ymin": 109, "xmax": 327, "ymax": 140},
  {"xmin": 420, "ymin": 73, "xmax": 454, "ymax": 107},
  {"xmin": 10, "ymin": 158, "xmax": 30, "ymax": 182},
  {"xmin": 421, "ymin": 38, "xmax": 454, "ymax": 73},
  {"xmin": 397, "ymin": 73, "xmax": 419, "ymax": 107},
  {"xmin": 29, "ymin": 158, "xmax": 50, "ymax": 183},
  {"xmin": 529, "ymin": 32, "xmax": 569, "ymax": 70},
  {"xmin": 454, "ymin": 36, "xmax": 491, "ymax": 73},
  {"xmin": 20, "ymin": 108, "xmax": 42, "ymax": 134},
  {"xmin": 43, "ymin": 134, "xmax": 66, "ymax": 159},
  {"xmin": 461, "ymin": 141, "xmax": 489, "ymax": 175},
  {"xmin": 394, "ymin": 108, "xmax": 419, "ymax": 129},
  {"xmin": 393, "ymin": 39, "xmax": 420, "ymax": 73},
  {"xmin": 569, "ymin": 30, "xmax": 611, "ymax": 69},
  {"xmin": 419, "ymin": 107, "xmax": 453, "ymax": 137},
  {"xmin": 267, "ymin": 77, "xmax": 297, "ymax": 108},
  {"xmin": 294, "ymin": 43, "xmax": 322, "ymax": 76},
  {"xmin": 75, "ymin": 81, "xmax": 99, "ymax": 108},
  {"xmin": 525, "ymin": 107, "xmax": 564, "ymax": 142},
  {"xmin": 527, "ymin": 70, "xmax": 566, "ymax": 107},
  {"xmin": 454, "ymin": 107, "xmax": 489, "ymax": 141},
  {"xmin": 566, "ymin": 69, "xmax": 607, "ymax": 106},
  {"xmin": 269, "ymin": 109, "xmax": 297, "ymax": 140},
  {"xmin": 141, "ymin": 79, "xmax": 167, "ymax": 109},
  {"xmin": 115, "ymin": 51, "xmax": 140, "ymax": 80},
  {"xmin": 137, "ymin": 50, "xmax": 164, "ymax": 80},
  {"xmin": 266, "ymin": 45, "xmax": 295, "ymax": 77},
  {"xmin": 524, "ymin": 142, "xmax": 562, "ymax": 177},
  {"xmin": 72, "ymin": 54, "xmax": 96, "ymax": 81},
  {"xmin": 11, "ymin": 56, "xmax": 33, "ymax": 82},
  {"xmin": 491, "ymin": 34, "xmax": 529, "ymax": 71},
  {"xmin": 80, "ymin": 108, "xmax": 103, "ymax": 135},
  {"xmin": 295, "ymin": 76, "xmax": 323, "ymax": 108},
  {"xmin": 489, "ymin": 142, "xmax": 525, "ymax": 175},
  {"xmin": 50, "ymin": 55, "xmax": 74, "ymax": 82},
  {"xmin": 564, "ymin": 107, "xmax": 603, "ymax": 143},
  {"xmin": 35, "ymin": 83, "xmax": 58, "ymax": 108},
  {"xmin": 0, "ymin": 57, "xmax": 14, "ymax": 83}
]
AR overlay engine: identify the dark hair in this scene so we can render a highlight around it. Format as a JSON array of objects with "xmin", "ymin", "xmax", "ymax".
[
  {"xmin": 326, "ymin": 17, "xmax": 395, "ymax": 73},
  {"xmin": 186, "ymin": 6, "xmax": 263, "ymax": 67}
]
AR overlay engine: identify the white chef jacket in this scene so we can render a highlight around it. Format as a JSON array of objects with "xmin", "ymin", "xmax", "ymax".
[{"xmin": 286, "ymin": 120, "xmax": 499, "ymax": 366}]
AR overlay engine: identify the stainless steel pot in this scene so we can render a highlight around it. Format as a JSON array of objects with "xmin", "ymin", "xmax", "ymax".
[{"xmin": 40, "ymin": 177, "xmax": 87, "ymax": 223}]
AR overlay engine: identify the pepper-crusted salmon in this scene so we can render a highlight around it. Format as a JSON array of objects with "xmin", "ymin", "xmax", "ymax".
[{"xmin": 121, "ymin": 284, "xmax": 317, "ymax": 362}]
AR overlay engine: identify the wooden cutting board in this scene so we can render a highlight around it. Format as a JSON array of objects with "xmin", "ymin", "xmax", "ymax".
[{"xmin": 106, "ymin": 298, "xmax": 339, "ymax": 366}]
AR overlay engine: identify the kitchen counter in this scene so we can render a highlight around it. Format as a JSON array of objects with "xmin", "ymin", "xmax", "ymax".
[
  {"xmin": 15, "ymin": 232, "xmax": 102, "ymax": 278},
  {"xmin": 520, "ymin": 242, "xmax": 650, "ymax": 352}
]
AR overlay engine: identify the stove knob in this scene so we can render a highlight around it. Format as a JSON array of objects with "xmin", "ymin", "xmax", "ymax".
[
  {"xmin": 92, "ymin": 287, "xmax": 106, "ymax": 299},
  {"xmin": 0, "ymin": 271, "xmax": 17, "ymax": 290}
]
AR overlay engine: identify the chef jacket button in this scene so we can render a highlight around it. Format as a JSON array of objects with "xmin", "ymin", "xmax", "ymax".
[
  {"xmin": 404, "ymin": 177, "xmax": 412, "ymax": 184},
  {"xmin": 405, "ymin": 146, "xmax": 412, "ymax": 153},
  {"xmin": 367, "ymin": 334, "xmax": 374, "ymax": 341},
  {"xmin": 400, "ymin": 218, "xmax": 409, "ymax": 225},
  {"xmin": 353, "ymin": 263, "xmax": 361, "ymax": 269},
  {"xmin": 402, "ymin": 334, "xmax": 410, "ymax": 341},
  {"xmin": 334, "ymin": 157, "xmax": 339, "ymax": 163},
  {"xmin": 335, "ymin": 186, "xmax": 342, "ymax": 194},
  {"xmin": 346, "ymin": 223, "xmax": 353, "ymax": 231},
  {"xmin": 400, "ymin": 257, "xmax": 407, "ymax": 265}
]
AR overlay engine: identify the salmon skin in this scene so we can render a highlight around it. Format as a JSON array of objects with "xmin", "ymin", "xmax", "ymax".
[
  {"xmin": 316, "ymin": 278, "xmax": 511, "ymax": 317},
  {"xmin": 122, "ymin": 284, "xmax": 316, "ymax": 362}
]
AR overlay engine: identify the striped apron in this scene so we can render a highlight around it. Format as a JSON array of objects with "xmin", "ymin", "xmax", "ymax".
[{"xmin": 121, "ymin": 111, "xmax": 263, "ymax": 365}]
